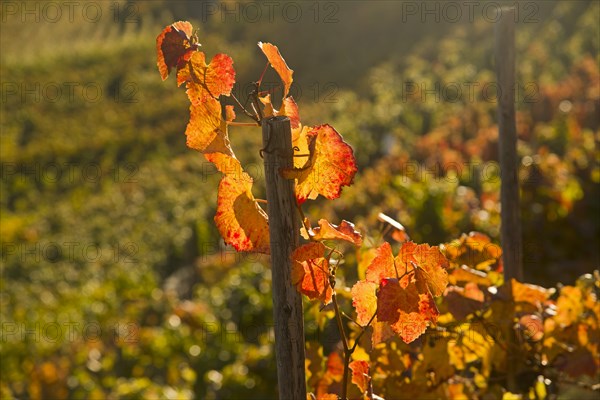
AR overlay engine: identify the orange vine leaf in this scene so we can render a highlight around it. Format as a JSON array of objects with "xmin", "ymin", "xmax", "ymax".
[
  {"xmin": 282, "ymin": 124, "xmax": 357, "ymax": 204},
  {"xmin": 365, "ymin": 242, "xmax": 396, "ymax": 284},
  {"xmin": 399, "ymin": 242, "xmax": 449, "ymax": 297},
  {"xmin": 349, "ymin": 360, "xmax": 371, "ymax": 393},
  {"xmin": 280, "ymin": 96, "xmax": 300, "ymax": 129},
  {"xmin": 370, "ymin": 317, "xmax": 395, "ymax": 346},
  {"xmin": 177, "ymin": 52, "xmax": 236, "ymax": 105},
  {"xmin": 185, "ymin": 97, "xmax": 233, "ymax": 155},
  {"xmin": 204, "ymin": 152, "xmax": 245, "ymax": 178},
  {"xmin": 511, "ymin": 278, "xmax": 553, "ymax": 307},
  {"xmin": 354, "ymin": 241, "xmax": 449, "ymax": 344},
  {"xmin": 291, "ymin": 243, "xmax": 333, "ymax": 304},
  {"xmin": 214, "ymin": 173, "xmax": 270, "ymax": 254},
  {"xmin": 307, "ymin": 219, "xmax": 362, "ymax": 246},
  {"xmin": 258, "ymin": 42, "xmax": 294, "ymax": 97},
  {"xmin": 351, "ymin": 281, "xmax": 378, "ymax": 326},
  {"xmin": 156, "ymin": 21, "xmax": 197, "ymax": 81},
  {"xmin": 377, "ymin": 276, "xmax": 439, "ymax": 344},
  {"xmin": 258, "ymin": 93, "xmax": 276, "ymax": 119}
]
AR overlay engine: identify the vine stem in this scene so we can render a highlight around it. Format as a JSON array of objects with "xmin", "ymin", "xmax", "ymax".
[
  {"xmin": 332, "ymin": 292, "xmax": 378, "ymax": 400},
  {"xmin": 332, "ymin": 293, "xmax": 350, "ymax": 399}
]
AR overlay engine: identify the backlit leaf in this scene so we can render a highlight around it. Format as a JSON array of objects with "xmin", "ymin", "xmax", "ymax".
[
  {"xmin": 351, "ymin": 281, "xmax": 378, "ymax": 326},
  {"xmin": 349, "ymin": 360, "xmax": 370, "ymax": 393},
  {"xmin": 365, "ymin": 242, "xmax": 397, "ymax": 284},
  {"xmin": 156, "ymin": 21, "xmax": 197, "ymax": 81},
  {"xmin": 280, "ymin": 96, "xmax": 300, "ymax": 129},
  {"xmin": 370, "ymin": 317, "xmax": 395, "ymax": 346},
  {"xmin": 214, "ymin": 173, "xmax": 269, "ymax": 253},
  {"xmin": 282, "ymin": 124, "xmax": 357, "ymax": 204},
  {"xmin": 512, "ymin": 279, "xmax": 553, "ymax": 307},
  {"xmin": 308, "ymin": 219, "xmax": 362, "ymax": 246},
  {"xmin": 377, "ymin": 277, "xmax": 439, "ymax": 343},
  {"xmin": 291, "ymin": 243, "xmax": 332, "ymax": 304},
  {"xmin": 185, "ymin": 97, "xmax": 233, "ymax": 155},
  {"xmin": 257, "ymin": 94, "xmax": 299, "ymax": 129},
  {"xmin": 397, "ymin": 242, "xmax": 449, "ymax": 297},
  {"xmin": 258, "ymin": 42, "xmax": 294, "ymax": 97},
  {"xmin": 554, "ymin": 285, "xmax": 584, "ymax": 327},
  {"xmin": 291, "ymin": 125, "xmax": 312, "ymax": 169},
  {"xmin": 178, "ymin": 52, "xmax": 235, "ymax": 105},
  {"xmin": 203, "ymin": 152, "xmax": 248, "ymax": 181}
]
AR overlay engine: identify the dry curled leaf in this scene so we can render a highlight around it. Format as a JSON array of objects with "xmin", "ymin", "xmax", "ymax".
[
  {"xmin": 258, "ymin": 42, "xmax": 294, "ymax": 97},
  {"xmin": 308, "ymin": 219, "xmax": 362, "ymax": 246},
  {"xmin": 156, "ymin": 21, "xmax": 197, "ymax": 80}
]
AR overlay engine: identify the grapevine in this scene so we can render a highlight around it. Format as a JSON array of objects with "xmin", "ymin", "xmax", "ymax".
[{"xmin": 157, "ymin": 21, "xmax": 600, "ymax": 399}]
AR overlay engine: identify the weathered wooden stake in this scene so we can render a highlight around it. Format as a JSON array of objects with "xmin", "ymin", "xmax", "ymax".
[
  {"xmin": 495, "ymin": 7, "xmax": 524, "ymax": 394},
  {"xmin": 261, "ymin": 116, "xmax": 306, "ymax": 399},
  {"xmin": 495, "ymin": 7, "xmax": 523, "ymax": 283}
]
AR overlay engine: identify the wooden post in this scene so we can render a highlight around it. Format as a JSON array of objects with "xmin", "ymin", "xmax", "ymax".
[
  {"xmin": 495, "ymin": 7, "xmax": 523, "ymax": 283},
  {"xmin": 261, "ymin": 116, "xmax": 307, "ymax": 399},
  {"xmin": 495, "ymin": 7, "xmax": 524, "ymax": 394}
]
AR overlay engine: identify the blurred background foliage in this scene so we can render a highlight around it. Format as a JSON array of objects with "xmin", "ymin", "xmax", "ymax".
[{"xmin": 0, "ymin": 0, "xmax": 598, "ymax": 399}]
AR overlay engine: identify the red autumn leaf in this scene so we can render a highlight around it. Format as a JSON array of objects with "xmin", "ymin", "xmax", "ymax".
[
  {"xmin": 308, "ymin": 219, "xmax": 362, "ymax": 246},
  {"xmin": 377, "ymin": 277, "xmax": 440, "ymax": 343},
  {"xmin": 282, "ymin": 124, "xmax": 357, "ymax": 204},
  {"xmin": 351, "ymin": 281, "xmax": 378, "ymax": 326},
  {"xmin": 214, "ymin": 173, "xmax": 270, "ymax": 254},
  {"xmin": 178, "ymin": 52, "xmax": 236, "ymax": 105},
  {"xmin": 291, "ymin": 243, "xmax": 332, "ymax": 304},
  {"xmin": 185, "ymin": 97, "xmax": 233, "ymax": 155},
  {"xmin": 156, "ymin": 21, "xmax": 197, "ymax": 81},
  {"xmin": 258, "ymin": 42, "xmax": 294, "ymax": 97},
  {"xmin": 365, "ymin": 242, "xmax": 397, "ymax": 284},
  {"xmin": 349, "ymin": 360, "xmax": 370, "ymax": 393}
]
